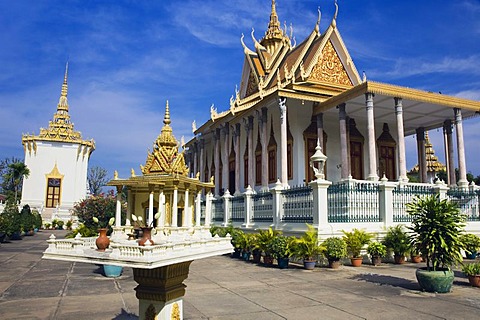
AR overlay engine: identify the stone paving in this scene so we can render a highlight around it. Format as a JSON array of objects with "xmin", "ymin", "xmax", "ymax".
[{"xmin": 1, "ymin": 230, "xmax": 480, "ymax": 319}]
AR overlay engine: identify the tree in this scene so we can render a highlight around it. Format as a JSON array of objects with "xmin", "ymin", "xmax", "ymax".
[
  {"xmin": 0, "ymin": 157, "xmax": 22, "ymax": 195},
  {"xmin": 88, "ymin": 166, "xmax": 108, "ymax": 195},
  {"xmin": 2, "ymin": 160, "xmax": 29, "ymax": 204}
]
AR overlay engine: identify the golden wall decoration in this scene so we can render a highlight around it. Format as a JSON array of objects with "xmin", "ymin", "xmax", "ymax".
[
  {"xmin": 145, "ymin": 304, "xmax": 157, "ymax": 320},
  {"xmin": 309, "ymin": 40, "xmax": 352, "ymax": 86},
  {"xmin": 245, "ymin": 71, "xmax": 258, "ymax": 97},
  {"xmin": 171, "ymin": 302, "xmax": 180, "ymax": 320}
]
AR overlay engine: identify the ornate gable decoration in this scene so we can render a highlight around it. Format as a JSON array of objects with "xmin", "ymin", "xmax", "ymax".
[
  {"xmin": 142, "ymin": 101, "xmax": 189, "ymax": 176},
  {"xmin": 308, "ymin": 40, "xmax": 352, "ymax": 86}
]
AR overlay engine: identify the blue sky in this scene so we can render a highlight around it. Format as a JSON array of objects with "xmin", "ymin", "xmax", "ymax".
[{"xmin": 1, "ymin": 0, "xmax": 479, "ymax": 179}]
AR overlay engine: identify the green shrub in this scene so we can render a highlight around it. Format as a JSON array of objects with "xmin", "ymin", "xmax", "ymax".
[
  {"xmin": 367, "ymin": 241, "xmax": 387, "ymax": 257},
  {"xmin": 460, "ymin": 234, "xmax": 480, "ymax": 254},
  {"xmin": 322, "ymin": 237, "xmax": 347, "ymax": 261},
  {"xmin": 65, "ymin": 223, "xmax": 98, "ymax": 238},
  {"xmin": 0, "ymin": 202, "xmax": 21, "ymax": 236},
  {"xmin": 342, "ymin": 228, "xmax": 373, "ymax": 258},
  {"xmin": 462, "ymin": 262, "xmax": 480, "ymax": 276},
  {"xmin": 383, "ymin": 225, "xmax": 410, "ymax": 257}
]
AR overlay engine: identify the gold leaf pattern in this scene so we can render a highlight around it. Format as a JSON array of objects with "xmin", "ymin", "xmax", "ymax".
[{"xmin": 309, "ymin": 40, "xmax": 352, "ymax": 86}]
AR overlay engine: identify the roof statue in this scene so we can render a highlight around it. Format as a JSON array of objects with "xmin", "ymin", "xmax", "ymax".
[
  {"xmin": 142, "ymin": 101, "xmax": 188, "ymax": 176},
  {"xmin": 22, "ymin": 62, "xmax": 95, "ymax": 153}
]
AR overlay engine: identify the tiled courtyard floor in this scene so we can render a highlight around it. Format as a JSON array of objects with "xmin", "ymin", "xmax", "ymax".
[{"xmin": 1, "ymin": 230, "xmax": 480, "ymax": 319}]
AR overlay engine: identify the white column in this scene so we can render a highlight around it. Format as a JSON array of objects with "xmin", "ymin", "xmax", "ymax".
[
  {"xmin": 205, "ymin": 191, "xmax": 213, "ymax": 227},
  {"xmin": 148, "ymin": 188, "xmax": 154, "ymax": 226},
  {"xmin": 199, "ymin": 140, "xmax": 205, "ymax": 182},
  {"xmin": 184, "ymin": 188, "xmax": 190, "ymax": 227},
  {"xmin": 221, "ymin": 124, "xmax": 230, "ymax": 193},
  {"xmin": 365, "ymin": 93, "xmax": 378, "ymax": 181},
  {"xmin": 394, "ymin": 98, "xmax": 408, "ymax": 182},
  {"xmin": 214, "ymin": 129, "xmax": 221, "ymax": 196},
  {"xmin": 416, "ymin": 127, "xmax": 427, "ymax": 183},
  {"xmin": 193, "ymin": 143, "xmax": 198, "ymax": 178},
  {"xmin": 172, "ymin": 186, "xmax": 178, "ymax": 227},
  {"xmin": 259, "ymin": 107, "xmax": 269, "ymax": 191},
  {"xmin": 222, "ymin": 190, "xmax": 232, "ymax": 227},
  {"xmin": 243, "ymin": 186, "xmax": 254, "ymax": 228},
  {"xmin": 279, "ymin": 98, "xmax": 288, "ymax": 188},
  {"xmin": 245, "ymin": 116, "xmax": 255, "ymax": 189},
  {"xmin": 270, "ymin": 180, "xmax": 284, "ymax": 228},
  {"xmin": 454, "ymin": 108, "xmax": 468, "ymax": 187},
  {"xmin": 338, "ymin": 103, "xmax": 349, "ymax": 179},
  {"xmin": 234, "ymin": 123, "xmax": 241, "ymax": 195},
  {"xmin": 195, "ymin": 190, "xmax": 202, "ymax": 227},
  {"xmin": 379, "ymin": 176, "xmax": 395, "ymax": 227},
  {"xmin": 157, "ymin": 188, "xmax": 165, "ymax": 227},
  {"xmin": 115, "ymin": 186, "xmax": 122, "ymax": 227},
  {"xmin": 309, "ymin": 179, "xmax": 332, "ymax": 232},
  {"xmin": 443, "ymin": 120, "xmax": 456, "ymax": 186}
]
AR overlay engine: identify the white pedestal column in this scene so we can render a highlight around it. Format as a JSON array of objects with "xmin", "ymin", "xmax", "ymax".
[
  {"xmin": 172, "ymin": 187, "xmax": 178, "ymax": 227},
  {"xmin": 365, "ymin": 93, "xmax": 378, "ymax": 181},
  {"xmin": 242, "ymin": 186, "xmax": 254, "ymax": 228},
  {"xmin": 338, "ymin": 103, "xmax": 349, "ymax": 179},
  {"xmin": 394, "ymin": 98, "xmax": 408, "ymax": 182},
  {"xmin": 309, "ymin": 178, "xmax": 332, "ymax": 232},
  {"xmin": 454, "ymin": 108, "xmax": 468, "ymax": 188},
  {"xmin": 279, "ymin": 98, "xmax": 288, "ymax": 188},
  {"xmin": 260, "ymin": 108, "xmax": 269, "ymax": 192}
]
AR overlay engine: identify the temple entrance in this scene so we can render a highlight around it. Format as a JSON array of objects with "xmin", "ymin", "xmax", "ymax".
[
  {"xmin": 379, "ymin": 145, "xmax": 396, "ymax": 180},
  {"xmin": 350, "ymin": 141, "xmax": 363, "ymax": 180}
]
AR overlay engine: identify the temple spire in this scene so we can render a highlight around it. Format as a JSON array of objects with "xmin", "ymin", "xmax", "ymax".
[
  {"xmin": 57, "ymin": 62, "xmax": 69, "ymax": 111},
  {"xmin": 164, "ymin": 100, "xmax": 171, "ymax": 126},
  {"xmin": 261, "ymin": 0, "xmax": 285, "ymax": 53}
]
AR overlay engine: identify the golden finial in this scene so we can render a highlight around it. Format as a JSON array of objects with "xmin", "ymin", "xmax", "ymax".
[
  {"xmin": 164, "ymin": 100, "xmax": 171, "ymax": 126},
  {"xmin": 131, "ymin": 168, "xmax": 136, "ymax": 177},
  {"xmin": 332, "ymin": 0, "xmax": 339, "ymax": 28},
  {"xmin": 58, "ymin": 61, "xmax": 69, "ymax": 111},
  {"xmin": 265, "ymin": 0, "xmax": 282, "ymax": 39},
  {"xmin": 114, "ymin": 170, "xmax": 118, "ymax": 179}
]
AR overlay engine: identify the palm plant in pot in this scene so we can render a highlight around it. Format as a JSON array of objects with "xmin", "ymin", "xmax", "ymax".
[
  {"xmin": 342, "ymin": 229, "xmax": 373, "ymax": 267},
  {"xmin": 382, "ymin": 225, "xmax": 410, "ymax": 264},
  {"xmin": 294, "ymin": 224, "xmax": 324, "ymax": 270},
  {"xmin": 460, "ymin": 233, "xmax": 480, "ymax": 259},
  {"xmin": 462, "ymin": 262, "xmax": 480, "ymax": 287},
  {"xmin": 256, "ymin": 227, "xmax": 281, "ymax": 266},
  {"xmin": 407, "ymin": 194, "xmax": 466, "ymax": 293},
  {"xmin": 322, "ymin": 237, "xmax": 347, "ymax": 269},
  {"xmin": 367, "ymin": 242, "xmax": 387, "ymax": 266}
]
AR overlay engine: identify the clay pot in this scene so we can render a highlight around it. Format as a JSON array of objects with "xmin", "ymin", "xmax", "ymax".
[
  {"xmin": 411, "ymin": 255, "xmax": 422, "ymax": 263},
  {"xmin": 263, "ymin": 255, "xmax": 274, "ymax": 266},
  {"xmin": 394, "ymin": 254, "xmax": 405, "ymax": 264},
  {"xmin": 467, "ymin": 275, "xmax": 480, "ymax": 287},
  {"xmin": 96, "ymin": 228, "xmax": 110, "ymax": 251},
  {"xmin": 351, "ymin": 257, "xmax": 363, "ymax": 267},
  {"xmin": 328, "ymin": 259, "xmax": 341, "ymax": 269},
  {"xmin": 138, "ymin": 227, "xmax": 155, "ymax": 246}
]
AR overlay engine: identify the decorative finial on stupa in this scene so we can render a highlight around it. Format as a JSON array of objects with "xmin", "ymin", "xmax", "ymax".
[
  {"xmin": 332, "ymin": 0, "xmax": 339, "ymax": 28},
  {"xmin": 315, "ymin": 6, "xmax": 321, "ymax": 34},
  {"xmin": 58, "ymin": 61, "xmax": 69, "ymax": 111},
  {"xmin": 164, "ymin": 100, "xmax": 171, "ymax": 126}
]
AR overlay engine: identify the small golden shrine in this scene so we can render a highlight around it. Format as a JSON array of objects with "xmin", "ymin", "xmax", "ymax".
[
  {"xmin": 108, "ymin": 101, "xmax": 214, "ymax": 227},
  {"xmin": 410, "ymin": 132, "xmax": 446, "ymax": 180}
]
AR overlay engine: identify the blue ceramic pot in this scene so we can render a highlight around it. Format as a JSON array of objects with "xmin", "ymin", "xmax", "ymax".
[
  {"xmin": 103, "ymin": 265, "xmax": 123, "ymax": 278},
  {"xmin": 278, "ymin": 257, "xmax": 289, "ymax": 269}
]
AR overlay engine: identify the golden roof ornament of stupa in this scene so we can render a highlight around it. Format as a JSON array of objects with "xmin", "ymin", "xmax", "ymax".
[
  {"xmin": 22, "ymin": 62, "xmax": 95, "ymax": 151},
  {"xmin": 142, "ymin": 101, "xmax": 189, "ymax": 176}
]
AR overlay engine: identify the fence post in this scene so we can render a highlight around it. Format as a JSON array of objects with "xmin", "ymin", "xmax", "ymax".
[
  {"xmin": 205, "ymin": 191, "xmax": 213, "ymax": 227},
  {"xmin": 222, "ymin": 190, "xmax": 233, "ymax": 227},
  {"xmin": 271, "ymin": 180, "xmax": 284, "ymax": 228},
  {"xmin": 433, "ymin": 179, "xmax": 449, "ymax": 200},
  {"xmin": 243, "ymin": 186, "xmax": 254, "ymax": 228},
  {"xmin": 379, "ymin": 176, "xmax": 395, "ymax": 227},
  {"xmin": 309, "ymin": 178, "xmax": 332, "ymax": 230}
]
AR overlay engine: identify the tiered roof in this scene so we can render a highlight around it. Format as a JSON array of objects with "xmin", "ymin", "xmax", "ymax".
[{"xmin": 22, "ymin": 63, "xmax": 95, "ymax": 154}]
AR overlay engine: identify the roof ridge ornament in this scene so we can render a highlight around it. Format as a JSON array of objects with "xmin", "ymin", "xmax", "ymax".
[
  {"xmin": 331, "ymin": 0, "xmax": 339, "ymax": 28},
  {"xmin": 315, "ymin": 6, "xmax": 321, "ymax": 35},
  {"xmin": 58, "ymin": 61, "xmax": 69, "ymax": 111}
]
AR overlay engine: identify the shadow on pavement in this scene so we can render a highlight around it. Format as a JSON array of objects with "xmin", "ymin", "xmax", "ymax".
[
  {"xmin": 350, "ymin": 273, "xmax": 420, "ymax": 291},
  {"xmin": 112, "ymin": 308, "xmax": 138, "ymax": 320}
]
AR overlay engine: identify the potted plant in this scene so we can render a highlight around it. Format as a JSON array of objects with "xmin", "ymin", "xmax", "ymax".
[
  {"xmin": 367, "ymin": 242, "xmax": 387, "ymax": 266},
  {"xmin": 342, "ymin": 229, "xmax": 373, "ymax": 267},
  {"xmin": 236, "ymin": 232, "xmax": 255, "ymax": 261},
  {"xmin": 322, "ymin": 237, "xmax": 347, "ymax": 269},
  {"xmin": 382, "ymin": 225, "xmax": 410, "ymax": 264},
  {"xmin": 256, "ymin": 227, "xmax": 281, "ymax": 266},
  {"xmin": 293, "ymin": 224, "xmax": 324, "ymax": 270},
  {"xmin": 462, "ymin": 262, "xmax": 480, "ymax": 287},
  {"xmin": 0, "ymin": 202, "xmax": 22, "ymax": 240},
  {"xmin": 268, "ymin": 235, "xmax": 295, "ymax": 269},
  {"xmin": 230, "ymin": 228, "xmax": 244, "ymax": 258},
  {"xmin": 460, "ymin": 233, "xmax": 480, "ymax": 259},
  {"xmin": 407, "ymin": 194, "xmax": 466, "ymax": 293}
]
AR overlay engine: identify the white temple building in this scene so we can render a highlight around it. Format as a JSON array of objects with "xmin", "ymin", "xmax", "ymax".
[{"xmin": 21, "ymin": 63, "xmax": 95, "ymax": 222}]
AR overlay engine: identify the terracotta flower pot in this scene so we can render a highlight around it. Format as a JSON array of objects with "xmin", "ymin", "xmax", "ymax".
[
  {"xmin": 96, "ymin": 228, "xmax": 110, "ymax": 251},
  {"xmin": 263, "ymin": 255, "xmax": 274, "ymax": 266},
  {"xmin": 467, "ymin": 275, "xmax": 480, "ymax": 287},
  {"xmin": 138, "ymin": 227, "xmax": 155, "ymax": 246},
  {"xmin": 350, "ymin": 257, "xmax": 363, "ymax": 267},
  {"xmin": 411, "ymin": 255, "xmax": 422, "ymax": 263}
]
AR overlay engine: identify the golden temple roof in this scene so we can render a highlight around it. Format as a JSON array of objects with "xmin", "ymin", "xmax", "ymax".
[
  {"xmin": 141, "ymin": 101, "xmax": 189, "ymax": 176},
  {"xmin": 22, "ymin": 63, "xmax": 95, "ymax": 151}
]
